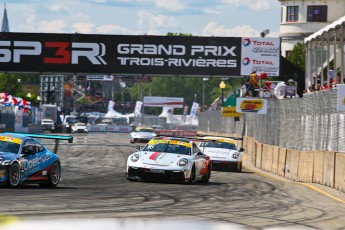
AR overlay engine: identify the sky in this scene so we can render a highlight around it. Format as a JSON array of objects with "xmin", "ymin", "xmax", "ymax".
[{"xmin": 3, "ymin": 0, "xmax": 281, "ymax": 37}]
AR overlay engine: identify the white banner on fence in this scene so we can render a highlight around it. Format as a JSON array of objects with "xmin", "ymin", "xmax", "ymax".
[
  {"xmin": 143, "ymin": 96, "xmax": 184, "ymax": 108},
  {"xmin": 337, "ymin": 84, "xmax": 345, "ymax": 111}
]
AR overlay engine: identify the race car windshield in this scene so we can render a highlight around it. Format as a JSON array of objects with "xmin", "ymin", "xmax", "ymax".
[
  {"xmin": 143, "ymin": 143, "xmax": 191, "ymax": 155},
  {"xmin": 200, "ymin": 141, "xmax": 237, "ymax": 150},
  {"xmin": 138, "ymin": 129, "xmax": 154, "ymax": 133},
  {"xmin": 0, "ymin": 141, "xmax": 20, "ymax": 154}
]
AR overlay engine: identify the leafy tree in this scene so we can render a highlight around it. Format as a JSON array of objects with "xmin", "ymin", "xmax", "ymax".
[
  {"xmin": 287, "ymin": 42, "xmax": 305, "ymax": 71},
  {"xmin": 0, "ymin": 73, "xmax": 22, "ymax": 95}
]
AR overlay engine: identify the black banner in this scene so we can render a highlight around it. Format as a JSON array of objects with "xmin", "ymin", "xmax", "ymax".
[{"xmin": 0, "ymin": 32, "xmax": 241, "ymax": 76}]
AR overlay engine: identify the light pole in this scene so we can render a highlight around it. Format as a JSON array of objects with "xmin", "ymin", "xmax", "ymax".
[
  {"xmin": 202, "ymin": 77, "xmax": 209, "ymax": 112},
  {"xmin": 219, "ymin": 81, "xmax": 226, "ymax": 107}
]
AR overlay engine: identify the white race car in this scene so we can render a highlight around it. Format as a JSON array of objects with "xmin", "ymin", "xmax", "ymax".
[
  {"xmin": 71, "ymin": 122, "xmax": 88, "ymax": 133},
  {"xmin": 126, "ymin": 137, "xmax": 212, "ymax": 184},
  {"xmin": 129, "ymin": 126, "xmax": 156, "ymax": 143},
  {"xmin": 198, "ymin": 136, "xmax": 244, "ymax": 172}
]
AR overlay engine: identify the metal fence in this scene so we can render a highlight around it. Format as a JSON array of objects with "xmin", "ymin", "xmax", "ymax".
[{"xmin": 198, "ymin": 89, "xmax": 345, "ymax": 153}]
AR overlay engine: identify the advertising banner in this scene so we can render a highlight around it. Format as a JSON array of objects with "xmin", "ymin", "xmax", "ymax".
[
  {"xmin": 134, "ymin": 101, "xmax": 143, "ymax": 115},
  {"xmin": 222, "ymin": 107, "xmax": 242, "ymax": 117},
  {"xmin": 240, "ymin": 37, "xmax": 280, "ymax": 77},
  {"xmin": 0, "ymin": 32, "xmax": 242, "ymax": 76},
  {"xmin": 190, "ymin": 102, "xmax": 199, "ymax": 117},
  {"xmin": 143, "ymin": 96, "xmax": 184, "ymax": 108},
  {"xmin": 236, "ymin": 98, "xmax": 268, "ymax": 114},
  {"xmin": 86, "ymin": 75, "xmax": 114, "ymax": 81},
  {"xmin": 337, "ymin": 84, "xmax": 345, "ymax": 111}
]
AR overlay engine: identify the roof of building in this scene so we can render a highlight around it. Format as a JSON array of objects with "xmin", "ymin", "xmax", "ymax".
[{"xmin": 305, "ymin": 15, "xmax": 345, "ymax": 43}]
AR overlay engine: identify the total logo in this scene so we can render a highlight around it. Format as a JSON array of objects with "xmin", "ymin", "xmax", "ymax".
[
  {"xmin": 242, "ymin": 38, "xmax": 251, "ymax": 47},
  {"xmin": 242, "ymin": 57, "xmax": 250, "ymax": 66}
]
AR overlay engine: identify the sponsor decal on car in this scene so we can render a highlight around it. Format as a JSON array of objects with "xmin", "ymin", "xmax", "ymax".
[{"xmin": 0, "ymin": 136, "xmax": 22, "ymax": 144}]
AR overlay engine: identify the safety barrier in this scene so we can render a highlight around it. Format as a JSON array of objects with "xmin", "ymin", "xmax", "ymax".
[{"xmin": 243, "ymin": 136, "xmax": 345, "ymax": 193}]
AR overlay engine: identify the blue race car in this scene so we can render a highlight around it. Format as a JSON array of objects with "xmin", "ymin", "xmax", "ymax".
[{"xmin": 0, "ymin": 132, "xmax": 73, "ymax": 188}]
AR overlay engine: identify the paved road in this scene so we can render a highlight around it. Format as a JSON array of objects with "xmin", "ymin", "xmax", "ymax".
[{"xmin": 1, "ymin": 133, "xmax": 345, "ymax": 229}]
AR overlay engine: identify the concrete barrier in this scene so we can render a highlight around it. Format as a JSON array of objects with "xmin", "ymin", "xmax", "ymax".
[
  {"xmin": 271, "ymin": 146, "xmax": 280, "ymax": 174},
  {"xmin": 334, "ymin": 153, "xmax": 345, "ymax": 192},
  {"xmin": 261, "ymin": 144, "xmax": 268, "ymax": 171},
  {"xmin": 322, "ymin": 151, "xmax": 336, "ymax": 187},
  {"xmin": 255, "ymin": 142, "xmax": 263, "ymax": 169},
  {"xmin": 285, "ymin": 149, "xmax": 300, "ymax": 181},
  {"xmin": 313, "ymin": 150, "xmax": 324, "ymax": 184},
  {"xmin": 277, "ymin": 148, "xmax": 287, "ymax": 177},
  {"xmin": 297, "ymin": 151, "xmax": 314, "ymax": 183},
  {"xmin": 261, "ymin": 144, "xmax": 273, "ymax": 172}
]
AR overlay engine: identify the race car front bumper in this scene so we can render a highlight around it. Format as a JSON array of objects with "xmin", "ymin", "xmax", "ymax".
[
  {"xmin": 211, "ymin": 160, "xmax": 241, "ymax": 171},
  {"xmin": 127, "ymin": 166, "xmax": 186, "ymax": 183}
]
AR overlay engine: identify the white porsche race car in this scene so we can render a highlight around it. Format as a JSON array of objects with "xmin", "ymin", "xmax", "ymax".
[
  {"xmin": 198, "ymin": 136, "xmax": 244, "ymax": 172},
  {"xmin": 126, "ymin": 137, "xmax": 212, "ymax": 184}
]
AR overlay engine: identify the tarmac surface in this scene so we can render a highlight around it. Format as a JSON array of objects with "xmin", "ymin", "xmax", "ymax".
[{"xmin": 1, "ymin": 133, "xmax": 345, "ymax": 230}]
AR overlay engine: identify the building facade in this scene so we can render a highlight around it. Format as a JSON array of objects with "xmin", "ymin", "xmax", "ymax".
[{"xmin": 279, "ymin": 0, "xmax": 345, "ymax": 57}]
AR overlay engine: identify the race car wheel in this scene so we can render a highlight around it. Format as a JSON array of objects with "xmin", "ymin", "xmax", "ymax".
[
  {"xmin": 7, "ymin": 162, "xmax": 20, "ymax": 188},
  {"xmin": 189, "ymin": 165, "xmax": 196, "ymax": 184},
  {"xmin": 237, "ymin": 162, "xmax": 242, "ymax": 173},
  {"xmin": 125, "ymin": 172, "xmax": 136, "ymax": 181},
  {"xmin": 42, "ymin": 161, "xmax": 61, "ymax": 187},
  {"xmin": 205, "ymin": 163, "xmax": 212, "ymax": 183}
]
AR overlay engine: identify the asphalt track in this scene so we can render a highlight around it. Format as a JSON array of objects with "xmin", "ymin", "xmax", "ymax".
[{"xmin": 1, "ymin": 133, "xmax": 345, "ymax": 230}]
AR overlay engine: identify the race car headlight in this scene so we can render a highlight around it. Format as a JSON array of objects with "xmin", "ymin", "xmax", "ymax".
[
  {"xmin": 177, "ymin": 158, "xmax": 188, "ymax": 166},
  {"xmin": 232, "ymin": 152, "xmax": 240, "ymax": 159},
  {"xmin": 131, "ymin": 153, "xmax": 140, "ymax": 162}
]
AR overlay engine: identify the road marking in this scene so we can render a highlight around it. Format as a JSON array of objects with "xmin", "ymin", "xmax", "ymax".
[
  {"xmin": 243, "ymin": 154, "xmax": 345, "ymax": 204},
  {"xmin": 299, "ymin": 183, "xmax": 345, "ymax": 204}
]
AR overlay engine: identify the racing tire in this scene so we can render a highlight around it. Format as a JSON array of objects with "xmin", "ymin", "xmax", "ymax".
[
  {"xmin": 188, "ymin": 165, "xmax": 196, "ymax": 184},
  {"xmin": 237, "ymin": 162, "xmax": 242, "ymax": 173},
  {"xmin": 203, "ymin": 163, "xmax": 212, "ymax": 183},
  {"xmin": 41, "ymin": 161, "xmax": 61, "ymax": 188},
  {"xmin": 125, "ymin": 172, "xmax": 136, "ymax": 182},
  {"xmin": 7, "ymin": 162, "xmax": 20, "ymax": 188}
]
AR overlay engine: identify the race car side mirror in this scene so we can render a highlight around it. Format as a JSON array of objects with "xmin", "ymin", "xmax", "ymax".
[
  {"xmin": 135, "ymin": 146, "xmax": 142, "ymax": 151},
  {"xmin": 239, "ymin": 148, "xmax": 244, "ymax": 152}
]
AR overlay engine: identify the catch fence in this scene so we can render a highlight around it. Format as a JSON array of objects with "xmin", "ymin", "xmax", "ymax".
[{"xmin": 198, "ymin": 89, "xmax": 345, "ymax": 152}]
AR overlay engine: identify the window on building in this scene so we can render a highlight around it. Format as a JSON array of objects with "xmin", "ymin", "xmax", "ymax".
[
  {"xmin": 307, "ymin": 5, "xmax": 327, "ymax": 22},
  {"xmin": 285, "ymin": 50, "xmax": 292, "ymax": 59},
  {"xmin": 287, "ymin": 6, "xmax": 298, "ymax": 22}
]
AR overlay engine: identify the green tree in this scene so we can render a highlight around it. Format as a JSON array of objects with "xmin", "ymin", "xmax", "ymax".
[
  {"xmin": 287, "ymin": 42, "xmax": 305, "ymax": 71},
  {"xmin": 0, "ymin": 73, "xmax": 22, "ymax": 94}
]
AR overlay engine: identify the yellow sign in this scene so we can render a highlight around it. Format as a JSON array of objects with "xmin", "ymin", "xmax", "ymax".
[
  {"xmin": 239, "ymin": 99, "xmax": 264, "ymax": 112},
  {"xmin": 222, "ymin": 107, "xmax": 241, "ymax": 117}
]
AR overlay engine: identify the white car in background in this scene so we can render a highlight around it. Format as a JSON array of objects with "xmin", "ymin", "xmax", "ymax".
[
  {"xmin": 198, "ymin": 136, "xmax": 244, "ymax": 172},
  {"xmin": 129, "ymin": 126, "xmax": 156, "ymax": 143},
  {"xmin": 71, "ymin": 122, "xmax": 88, "ymax": 133},
  {"xmin": 41, "ymin": 118, "xmax": 55, "ymax": 132}
]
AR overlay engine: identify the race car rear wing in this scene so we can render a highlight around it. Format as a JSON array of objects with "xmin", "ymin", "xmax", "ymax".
[
  {"xmin": 5, "ymin": 132, "xmax": 73, "ymax": 154},
  {"xmin": 195, "ymin": 134, "xmax": 243, "ymax": 141}
]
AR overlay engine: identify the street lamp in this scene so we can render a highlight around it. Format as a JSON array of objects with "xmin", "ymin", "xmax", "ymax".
[
  {"xmin": 219, "ymin": 81, "xmax": 226, "ymax": 107},
  {"xmin": 202, "ymin": 77, "xmax": 209, "ymax": 111},
  {"xmin": 37, "ymin": 96, "xmax": 41, "ymax": 107}
]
